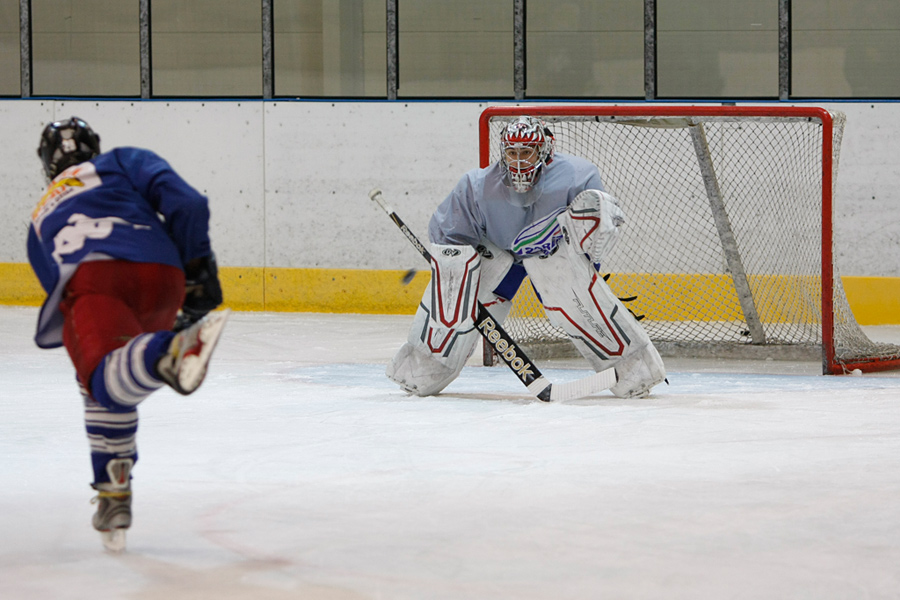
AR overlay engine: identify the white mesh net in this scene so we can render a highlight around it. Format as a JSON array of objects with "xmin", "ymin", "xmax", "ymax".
[{"xmin": 482, "ymin": 107, "xmax": 900, "ymax": 373}]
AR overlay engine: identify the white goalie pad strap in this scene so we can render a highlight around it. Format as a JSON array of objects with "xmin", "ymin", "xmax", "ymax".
[
  {"xmin": 561, "ymin": 189, "xmax": 625, "ymax": 264},
  {"xmin": 387, "ymin": 244, "xmax": 482, "ymax": 396},
  {"xmin": 523, "ymin": 234, "xmax": 666, "ymax": 398}
]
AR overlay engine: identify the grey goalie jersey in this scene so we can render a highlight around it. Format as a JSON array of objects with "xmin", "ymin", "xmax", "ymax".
[{"xmin": 428, "ymin": 153, "xmax": 606, "ymax": 260}]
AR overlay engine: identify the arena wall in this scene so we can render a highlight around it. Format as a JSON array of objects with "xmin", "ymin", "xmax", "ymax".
[{"xmin": 1, "ymin": 99, "xmax": 898, "ymax": 323}]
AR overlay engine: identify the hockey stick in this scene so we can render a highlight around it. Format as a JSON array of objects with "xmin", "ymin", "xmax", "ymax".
[{"xmin": 369, "ymin": 188, "xmax": 617, "ymax": 402}]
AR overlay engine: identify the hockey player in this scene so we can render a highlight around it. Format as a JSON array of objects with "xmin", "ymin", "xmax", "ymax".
[
  {"xmin": 387, "ymin": 116, "xmax": 666, "ymax": 399},
  {"xmin": 27, "ymin": 116, "xmax": 229, "ymax": 551}
]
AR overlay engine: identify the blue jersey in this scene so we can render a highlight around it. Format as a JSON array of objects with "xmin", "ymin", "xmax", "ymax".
[
  {"xmin": 428, "ymin": 153, "xmax": 605, "ymax": 259},
  {"xmin": 27, "ymin": 147, "xmax": 212, "ymax": 349}
]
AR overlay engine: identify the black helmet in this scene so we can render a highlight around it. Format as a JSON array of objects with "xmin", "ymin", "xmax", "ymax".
[{"xmin": 37, "ymin": 116, "xmax": 101, "ymax": 179}]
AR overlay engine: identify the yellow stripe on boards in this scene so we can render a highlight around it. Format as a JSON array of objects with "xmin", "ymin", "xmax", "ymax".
[
  {"xmin": 0, "ymin": 262, "xmax": 896, "ymax": 324},
  {"xmin": 262, "ymin": 267, "xmax": 428, "ymax": 314},
  {"xmin": 843, "ymin": 276, "xmax": 900, "ymax": 326},
  {"xmin": 513, "ymin": 272, "xmax": 899, "ymax": 326},
  {"xmin": 0, "ymin": 263, "xmax": 43, "ymax": 306}
]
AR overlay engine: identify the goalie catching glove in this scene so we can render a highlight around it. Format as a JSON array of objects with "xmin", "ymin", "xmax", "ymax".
[
  {"xmin": 565, "ymin": 189, "xmax": 625, "ymax": 264},
  {"xmin": 174, "ymin": 252, "xmax": 223, "ymax": 332}
]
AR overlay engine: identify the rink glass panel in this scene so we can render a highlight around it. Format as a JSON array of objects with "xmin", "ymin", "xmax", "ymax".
[
  {"xmin": 274, "ymin": 0, "xmax": 386, "ymax": 97},
  {"xmin": 525, "ymin": 0, "xmax": 644, "ymax": 98},
  {"xmin": 31, "ymin": 0, "xmax": 139, "ymax": 96},
  {"xmin": 151, "ymin": 0, "xmax": 262, "ymax": 97}
]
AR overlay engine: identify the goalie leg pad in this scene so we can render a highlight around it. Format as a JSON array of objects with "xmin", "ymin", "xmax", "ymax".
[
  {"xmin": 387, "ymin": 244, "xmax": 483, "ymax": 396},
  {"xmin": 523, "ymin": 231, "xmax": 666, "ymax": 398}
]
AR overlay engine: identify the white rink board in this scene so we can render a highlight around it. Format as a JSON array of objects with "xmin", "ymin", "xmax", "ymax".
[
  {"xmin": 261, "ymin": 101, "xmax": 483, "ymax": 269},
  {"xmin": 1, "ymin": 100, "xmax": 899, "ymax": 276},
  {"xmin": 0, "ymin": 101, "xmax": 55, "ymax": 260},
  {"xmin": 5, "ymin": 100, "xmax": 268, "ymax": 268}
]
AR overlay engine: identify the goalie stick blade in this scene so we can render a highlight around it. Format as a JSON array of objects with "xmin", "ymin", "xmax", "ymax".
[
  {"xmin": 525, "ymin": 376, "xmax": 553, "ymax": 402},
  {"xmin": 548, "ymin": 367, "xmax": 618, "ymax": 402}
]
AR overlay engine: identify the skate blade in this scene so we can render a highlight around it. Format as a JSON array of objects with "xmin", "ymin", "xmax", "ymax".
[
  {"xmin": 177, "ymin": 309, "xmax": 230, "ymax": 393},
  {"xmin": 100, "ymin": 529, "xmax": 126, "ymax": 553}
]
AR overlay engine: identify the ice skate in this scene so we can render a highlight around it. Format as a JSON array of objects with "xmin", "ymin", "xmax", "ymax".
[
  {"xmin": 91, "ymin": 458, "xmax": 133, "ymax": 552},
  {"xmin": 157, "ymin": 309, "xmax": 230, "ymax": 395}
]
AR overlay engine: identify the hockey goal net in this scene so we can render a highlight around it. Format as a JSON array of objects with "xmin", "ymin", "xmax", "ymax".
[{"xmin": 480, "ymin": 105, "xmax": 900, "ymax": 374}]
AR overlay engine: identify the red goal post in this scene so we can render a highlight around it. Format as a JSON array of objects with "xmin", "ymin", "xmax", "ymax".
[{"xmin": 479, "ymin": 105, "xmax": 900, "ymax": 375}]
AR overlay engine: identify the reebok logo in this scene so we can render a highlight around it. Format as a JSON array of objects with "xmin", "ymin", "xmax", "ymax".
[{"xmin": 477, "ymin": 317, "xmax": 534, "ymax": 381}]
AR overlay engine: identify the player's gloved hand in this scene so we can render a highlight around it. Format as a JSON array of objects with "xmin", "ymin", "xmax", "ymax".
[{"xmin": 174, "ymin": 252, "xmax": 223, "ymax": 332}]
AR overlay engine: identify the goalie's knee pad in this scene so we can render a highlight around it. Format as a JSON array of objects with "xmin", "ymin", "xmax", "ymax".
[
  {"xmin": 523, "ymin": 228, "xmax": 666, "ymax": 398},
  {"xmin": 387, "ymin": 243, "xmax": 483, "ymax": 396}
]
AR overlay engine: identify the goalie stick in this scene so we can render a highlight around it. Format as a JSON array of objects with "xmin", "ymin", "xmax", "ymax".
[{"xmin": 369, "ymin": 188, "xmax": 617, "ymax": 402}]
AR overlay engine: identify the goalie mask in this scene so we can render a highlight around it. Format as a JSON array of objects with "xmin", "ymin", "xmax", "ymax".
[
  {"xmin": 37, "ymin": 116, "xmax": 101, "ymax": 180},
  {"xmin": 499, "ymin": 116, "xmax": 554, "ymax": 193}
]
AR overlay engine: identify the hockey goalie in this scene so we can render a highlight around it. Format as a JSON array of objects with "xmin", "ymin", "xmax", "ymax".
[{"xmin": 387, "ymin": 116, "xmax": 666, "ymax": 399}]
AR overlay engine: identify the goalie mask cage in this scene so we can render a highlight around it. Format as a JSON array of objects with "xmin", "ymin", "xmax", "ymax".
[{"xmin": 479, "ymin": 105, "xmax": 900, "ymax": 375}]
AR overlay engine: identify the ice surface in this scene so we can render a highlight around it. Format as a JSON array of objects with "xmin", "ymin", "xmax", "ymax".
[{"xmin": 1, "ymin": 306, "xmax": 899, "ymax": 599}]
